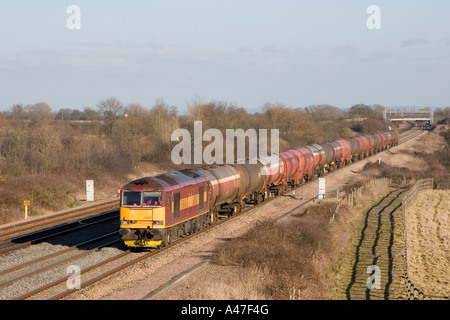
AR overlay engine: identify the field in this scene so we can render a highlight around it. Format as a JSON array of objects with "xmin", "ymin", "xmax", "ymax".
[{"xmin": 404, "ymin": 189, "xmax": 450, "ymax": 297}]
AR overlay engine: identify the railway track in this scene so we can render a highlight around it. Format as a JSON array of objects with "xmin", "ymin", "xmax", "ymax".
[
  {"xmin": 0, "ymin": 210, "xmax": 119, "ymax": 254},
  {"xmin": 398, "ymin": 128, "xmax": 423, "ymax": 144},
  {"xmin": 0, "ymin": 211, "xmax": 122, "ymax": 300},
  {"xmin": 0, "ymin": 129, "xmax": 424, "ymax": 300},
  {"xmin": 0, "ymin": 198, "xmax": 119, "ymax": 241}
]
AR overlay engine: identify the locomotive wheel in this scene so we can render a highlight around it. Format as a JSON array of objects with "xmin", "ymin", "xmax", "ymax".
[
  {"xmin": 256, "ymin": 194, "xmax": 264, "ymax": 204},
  {"xmin": 177, "ymin": 225, "xmax": 185, "ymax": 238},
  {"xmin": 166, "ymin": 233, "xmax": 170, "ymax": 245},
  {"xmin": 278, "ymin": 187, "xmax": 284, "ymax": 195}
]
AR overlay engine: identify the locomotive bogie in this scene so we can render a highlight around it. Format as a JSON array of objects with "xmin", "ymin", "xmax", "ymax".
[{"xmin": 121, "ymin": 210, "xmax": 213, "ymax": 248}]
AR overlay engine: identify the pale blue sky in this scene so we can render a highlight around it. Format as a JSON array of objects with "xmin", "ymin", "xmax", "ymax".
[{"xmin": 0, "ymin": 1, "xmax": 449, "ymax": 113}]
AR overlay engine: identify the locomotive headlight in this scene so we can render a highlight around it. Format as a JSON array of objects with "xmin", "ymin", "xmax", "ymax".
[
  {"xmin": 152, "ymin": 220, "xmax": 163, "ymax": 225},
  {"xmin": 121, "ymin": 220, "xmax": 132, "ymax": 225}
]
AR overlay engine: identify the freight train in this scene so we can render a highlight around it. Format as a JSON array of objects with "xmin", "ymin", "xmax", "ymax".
[{"xmin": 119, "ymin": 130, "xmax": 399, "ymax": 248}]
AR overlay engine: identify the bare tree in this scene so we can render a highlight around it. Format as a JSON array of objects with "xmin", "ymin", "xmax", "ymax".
[
  {"xmin": 27, "ymin": 102, "xmax": 54, "ymax": 125},
  {"xmin": 150, "ymin": 98, "xmax": 179, "ymax": 147},
  {"xmin": 305, "ymin": 104, "xmax": 344, "ymax": 121},
  {"xmin": 10, "ymin": 104, "xmax": 27, "ymax": 122},
  {"xmin": 96, "ymin": 97, "xmax": 123, "ymax": 134}
]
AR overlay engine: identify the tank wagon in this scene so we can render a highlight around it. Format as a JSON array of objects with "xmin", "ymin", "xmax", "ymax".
[{"xmin": 119, "ymin": 129, "xmax": 399, "ymax": 248}]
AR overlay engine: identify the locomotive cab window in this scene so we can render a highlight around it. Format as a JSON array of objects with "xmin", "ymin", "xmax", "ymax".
[
  {"xmin": 143, "ymin": 191, "xmax": 163, "ymax": 207},
  {"xmin": 122, "ymin": 191, "xmax": 163, "ymax": 207},
  {"xmin": 122, "ymin": 191, "xmax": 142, "ymax": 206}
]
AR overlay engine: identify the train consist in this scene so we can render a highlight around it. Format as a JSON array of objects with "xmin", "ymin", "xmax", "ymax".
[{"xmin": 119, "ymin": 130, "xmax": 399, "ymax": 248}]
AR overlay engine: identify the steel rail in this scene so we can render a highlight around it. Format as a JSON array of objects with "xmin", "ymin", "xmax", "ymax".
[
  {"xmin": 0, "ymin": 199, "xmax": 119, "ymax": 240},
  {"xmin": 1, "ymin": 237, "xmax": 120, "ymax": 290},
  {"xmin": 0, "ymin": 232, "xmax": 119, "ymax": 280},
  {"xmin": 12, "ymin": 249, "xmax": 132, "ymax": 300},
  {"xmin": 0, "ymin": 211, "xmax": 118, "ymax": 255}
]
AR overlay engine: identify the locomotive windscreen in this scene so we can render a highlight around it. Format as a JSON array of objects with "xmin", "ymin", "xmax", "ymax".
[{"xmin": 122, "ymin": 191, "xmax": 163, "ymax": 207}]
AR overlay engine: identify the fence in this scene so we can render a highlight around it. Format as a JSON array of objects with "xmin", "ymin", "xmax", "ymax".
[
  {"xmin": 329, "ymin": 178, "xmax": 390, "ymax": 223},
  {"xmin": 337, "ymin": 178, "xmax": 390, "ymax": 207},
  {"xmin": 312, "ymin": 187, "xmax": 340, "ymax": 201},
  {"xmin": 401, "ymin": 178, "xmax": 449, "ymax": 300}
]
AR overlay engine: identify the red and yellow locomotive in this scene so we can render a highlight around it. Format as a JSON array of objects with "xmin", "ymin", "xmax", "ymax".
[{"xmin": 119, "ymin": 170, "xmax": 210, "ymax": 247}]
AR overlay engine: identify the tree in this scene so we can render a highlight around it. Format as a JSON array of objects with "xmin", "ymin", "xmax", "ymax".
[
  {"xmin": 348, "ymin": 104, "xmax": 384, "ymax": 120},
  {"xmin": 83, "ymin": 107, "xmax": 101, "ymax": 121},
  {"xmin": 56, "ymin": 108, "xmax": 72, "ymax": 120},
  {"xmin": 260, "ymin": 103, "xmax": 319, "ymax": 147},
  {"xmin": 9, "ymin": 104, "xmax": 27, "ymax": 122},
  {"xmin": 96, "ymin": 97, "xmax": 123, "ymax": 135},
  {"xmin": 150, "ymin": 98, "xmax": 179, "ymax": 148},
  {"xmin": 27, "ymin": 102, "xmax": 54, "ymax": 126},
  {"xmin": 305, "ymin": 104, "xmax": 344, "ymax": 121}
]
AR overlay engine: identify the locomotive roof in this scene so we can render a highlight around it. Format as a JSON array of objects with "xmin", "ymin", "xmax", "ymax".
[{"xmin": 121, "ymin": 169, "xmax": 209, "ymax": 191}]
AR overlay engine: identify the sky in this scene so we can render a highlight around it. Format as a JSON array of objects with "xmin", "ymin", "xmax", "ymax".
[{"xmin": 0, "ymin": 0, "xmax": 449, "ymax": 114}]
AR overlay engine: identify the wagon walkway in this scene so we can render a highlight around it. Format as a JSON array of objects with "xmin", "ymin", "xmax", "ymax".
[{"xmin": 335, "ymin": 190, "xmax": 406, "ymax": 300}]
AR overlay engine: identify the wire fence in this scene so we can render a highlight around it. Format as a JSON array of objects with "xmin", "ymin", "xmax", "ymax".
[
  {"xmin": 328, "ymin": 178, "xmax": 390, "ymax": 224},
  {"xmin": 401, "ymin": 178, "xmax": 449, "ymax": 300},
  {"xmin": 337, "ymin": 178, "xmax": 391, "ymax": 207}
]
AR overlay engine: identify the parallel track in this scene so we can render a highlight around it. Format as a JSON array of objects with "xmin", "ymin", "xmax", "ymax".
[
  {"xmin": 0, "ymin": 199, "xmax": 119, "ymax": 240},
  {"xmin": 0, "ymin": 210, "xmax": 119, "ymax": 255}
]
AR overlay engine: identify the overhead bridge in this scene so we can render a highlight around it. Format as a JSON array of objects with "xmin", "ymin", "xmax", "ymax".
[{"xmin": 383, "ymin": 108, "xmax": 434, "ymax": 125}]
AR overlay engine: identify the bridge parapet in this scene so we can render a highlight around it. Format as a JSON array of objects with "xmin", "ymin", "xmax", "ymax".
[{"xmin": 384, "ymin": 108, "xmax": 434, "ymax": 124}]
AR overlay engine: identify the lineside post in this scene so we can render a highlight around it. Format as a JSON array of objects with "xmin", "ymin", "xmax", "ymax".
[{"xmin": 24, "ymin": 200, "xmax": 30, "ymax": 219}]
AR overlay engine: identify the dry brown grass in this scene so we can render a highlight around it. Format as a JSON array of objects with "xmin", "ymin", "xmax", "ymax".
[
  {"xmin": 191, "ymin": 178, "xmax": 392, "ymax": 300},
  {"xmin": 202, "ymin": 202, "xmax": 363, "ymax": 299},
  {"xmin": 405, "ymin": 189, "xmax": 450, "ymax": 297}
]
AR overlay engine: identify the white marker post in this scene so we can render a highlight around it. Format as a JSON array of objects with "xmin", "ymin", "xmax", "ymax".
[
  {"xmin": 318, "ymin": 178, "xmax": 326, "ymax": 200},
  {"xmin": 24, "ymin": 200, "xmax": 30, "ymax": 219},
  {"xmin": 86, "ymin": 180, "xmax": 94, "ymax": 202}
]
